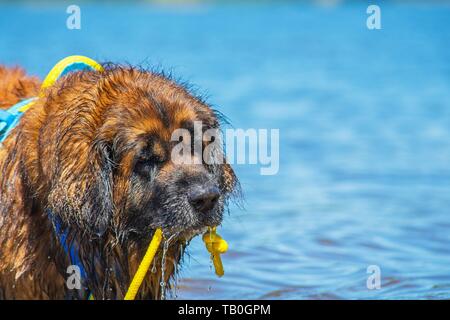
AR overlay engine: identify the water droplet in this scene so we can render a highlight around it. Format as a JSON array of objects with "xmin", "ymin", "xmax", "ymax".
[{"xmin": 159, "ymin": 232, "xmax": 178, "ymax": 300}]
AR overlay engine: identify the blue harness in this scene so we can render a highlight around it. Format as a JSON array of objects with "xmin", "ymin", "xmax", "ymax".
[{"xmin": 0, "ymin": 98, "xmax": 37, "ymax": 143}]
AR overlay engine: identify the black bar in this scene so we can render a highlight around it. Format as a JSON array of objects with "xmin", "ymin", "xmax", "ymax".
[{"xmin": 0, "ymin": 300, "xmax": 446, "ymax": 318}]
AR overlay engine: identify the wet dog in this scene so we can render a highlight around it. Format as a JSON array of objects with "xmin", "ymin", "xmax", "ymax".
[{"xmin": 0, "ymin": 64, "xmax": 238, "ymax": 299}]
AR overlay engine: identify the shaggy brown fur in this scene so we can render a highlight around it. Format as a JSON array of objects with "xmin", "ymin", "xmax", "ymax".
[{"xmin": 0, "ymin": 64, "xmax": 237, "ymax": 299}]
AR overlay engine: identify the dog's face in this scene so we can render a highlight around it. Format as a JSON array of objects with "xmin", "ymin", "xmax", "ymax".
[
  {"xmin": 113, "ymin": 111, "xmax": 226, "ymax": 240},
  {"xmin": 24, "ymin": 66, "xmax": 237, "ymax": 251},
  {"xmin": 94, "ymin": 73, "xmax": 236, "ymax": 241}
]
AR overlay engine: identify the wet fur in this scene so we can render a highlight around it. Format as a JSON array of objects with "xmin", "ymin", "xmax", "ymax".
[{"xmin": 0, "ymin": 64, "xmax": 237, "ymax": 299}]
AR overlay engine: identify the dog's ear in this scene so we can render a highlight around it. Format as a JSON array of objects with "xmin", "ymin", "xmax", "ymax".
[
  {"xmin": 88, "ymin": 139, "xmax": 115, "ymax": 236},
  {"xmin": 43, "ymin": 139, "xmax": 115, "ymax": 238},
  {"xmin": 37, "ymin": 124, "xmax": 115, "ymax": 238}
]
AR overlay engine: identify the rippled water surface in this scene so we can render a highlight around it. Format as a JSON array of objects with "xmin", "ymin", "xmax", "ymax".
[{"xmin": 1, "ymin": 2, "xmax": 450, "ymax": 299}]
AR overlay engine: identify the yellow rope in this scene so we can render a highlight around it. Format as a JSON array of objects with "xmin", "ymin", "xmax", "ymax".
[
  {"xmin": 202, "ymin": 227, "xmax": 228, "ymax": 277},
  {"xmin": 124, "ymin": 228, "xmax": 163, "ymax": 300}
]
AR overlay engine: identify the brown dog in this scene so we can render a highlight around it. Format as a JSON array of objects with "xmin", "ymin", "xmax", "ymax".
[{"xmin": 0, "ymin": 63, "xmax": 237, "ymax": 299}]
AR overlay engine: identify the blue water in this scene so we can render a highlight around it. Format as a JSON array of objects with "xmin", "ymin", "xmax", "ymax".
[{"xmin": 1, "ymin": 2, "xmax": 450, "ymax": 299}]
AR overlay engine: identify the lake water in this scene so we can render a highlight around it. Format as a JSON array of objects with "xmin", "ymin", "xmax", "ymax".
[{"xmin": 1, "ymin": 2, "xmax": 450, "ymax": 299}]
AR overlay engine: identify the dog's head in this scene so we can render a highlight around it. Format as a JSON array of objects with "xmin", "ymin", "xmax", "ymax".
[{"xmin": 20, "ymin": 65, "xmax": 238, "ymax": 298}]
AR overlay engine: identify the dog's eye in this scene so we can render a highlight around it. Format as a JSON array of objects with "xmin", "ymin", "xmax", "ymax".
[
  {"xmin": 140, "ymin": 155, "xmax": 163, "ymax": 165},
  {"xmin": 134, "ymin": 155, "xmax": 163, "ymax": 176}
]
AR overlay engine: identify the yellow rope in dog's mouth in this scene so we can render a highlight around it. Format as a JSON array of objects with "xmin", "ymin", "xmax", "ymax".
[
  {"xmin": 122, "ymin": 227, "xmax": 228, "ymax": 300},
  {"xmin": 84, "ymin": 221, "xmax": 228, "ymax": 299},
  {"xmin": 87, "ymin": 228, "xmax": 163, "ymax": 301},
  {"xmin": 124, "ymin": 228, "xmax": 163, "ymax": 300},
  {"xmin": 203, "ymin": 227, "xmax": 228, "ymax": 277},
  {"xmin": 122, "ymin": 226, "xmax": 228, "ymax": 300},
  {"xmin": 123, "ymin": 227, "xmax": 228, "ymax": 300}
]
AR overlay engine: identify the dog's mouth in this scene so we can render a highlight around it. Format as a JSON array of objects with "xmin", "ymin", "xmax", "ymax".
[
  {"xmin": 178, "ymin": 225, "xmax": 210, "ymax": 241},
  {"xmin": 161, "ymin": 224, "xmax": 210, "ymax": 243},
  {"xmin": 147, "ymin": 199, "xmax": 223, "ymax": 243}
]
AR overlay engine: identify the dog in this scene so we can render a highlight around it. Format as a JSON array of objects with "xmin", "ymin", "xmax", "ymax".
[{"xmin": 0, "ymin": 63, "xmax": 238, "ymax": 299}]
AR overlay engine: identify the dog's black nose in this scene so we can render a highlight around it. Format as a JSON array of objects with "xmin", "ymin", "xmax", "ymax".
[{"xmin": 188, "ymin": 186, "xmax": 220, "ymax": 214}]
